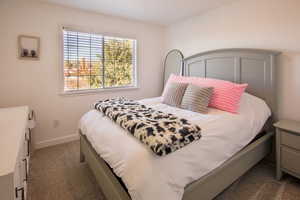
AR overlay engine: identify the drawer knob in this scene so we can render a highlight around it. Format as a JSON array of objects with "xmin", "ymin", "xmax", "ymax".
[
  {"xmin": 15, "ymin": 187, "xmax": 24, "ymax": 200},
  {"xmin": 22, "ymin": 158, "xmax": 28, "ymax": 182}
]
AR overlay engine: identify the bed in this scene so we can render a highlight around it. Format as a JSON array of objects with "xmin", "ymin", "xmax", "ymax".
[{"xmin": 79, "ymin": 48, "xmax": 281, "ymax": 200}]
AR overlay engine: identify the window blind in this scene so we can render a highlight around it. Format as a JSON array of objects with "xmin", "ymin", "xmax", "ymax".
[{"xmin": 63, "ymin": 28, "xmax": 136, "ymax": 91}]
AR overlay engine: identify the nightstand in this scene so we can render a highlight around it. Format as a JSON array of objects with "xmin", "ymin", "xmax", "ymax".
[{"xmin": 274, "ymin": 120, "xmax": 300, "ymax": 180}]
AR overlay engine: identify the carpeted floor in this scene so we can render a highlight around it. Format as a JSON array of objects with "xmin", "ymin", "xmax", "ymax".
[{"xmin": 28, "ymin": 141, "xmax": 300, "ymax": 200}]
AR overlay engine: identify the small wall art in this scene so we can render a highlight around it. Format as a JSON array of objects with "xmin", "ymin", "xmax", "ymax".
[{"xmin": 18, "ymin": 35, "xmax": 40, "ymax": 60}]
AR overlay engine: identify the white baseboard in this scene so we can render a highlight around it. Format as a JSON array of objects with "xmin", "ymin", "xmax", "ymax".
[{"xmin": 35, "ymin": 133, "xmax": 79, "ymax": 149}]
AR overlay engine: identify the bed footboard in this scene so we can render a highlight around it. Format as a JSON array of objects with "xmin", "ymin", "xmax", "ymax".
[{"xmin": 80, "ymin": 130, "xmax": 273, "ymax": 200}]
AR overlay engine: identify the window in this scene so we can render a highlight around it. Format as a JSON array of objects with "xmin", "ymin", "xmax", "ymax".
[{"xmin": 63, "ymin": 28, "xmax": 137, "ymax": 92}]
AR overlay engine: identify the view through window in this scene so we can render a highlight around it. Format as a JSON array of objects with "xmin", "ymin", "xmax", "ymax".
[{"xmin": 63, "ymin": 29, "xmax": 137, "ymax": 91}]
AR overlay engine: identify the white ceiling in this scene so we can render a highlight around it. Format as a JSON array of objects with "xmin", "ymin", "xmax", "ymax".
[{"xmin": 37, "ymin": 0, "xmax": 237, "ymax": 25}]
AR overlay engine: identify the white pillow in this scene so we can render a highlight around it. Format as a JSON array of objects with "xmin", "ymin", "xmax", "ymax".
[{"xmin": 238, "ymin": 92, "xmax": 271, "ymax": 134}]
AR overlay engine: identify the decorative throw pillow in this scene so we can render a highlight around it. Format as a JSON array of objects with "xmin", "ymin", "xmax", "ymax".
[
  {"xmin": 181, "ymin": 84, "xmax": 213, "ymax": 114},
  {"xmin": 162, "ymin": 82, "xmax": 188, "ymax": 107},
  {"xmin": 165, "ymin": 74, "xmax": 248, "ymax": 113}
]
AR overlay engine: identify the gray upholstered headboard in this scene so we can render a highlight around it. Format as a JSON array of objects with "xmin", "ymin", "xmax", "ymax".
[{"xmin": 183, "ymin": 48, "xmax": 281, "ymax": 118}]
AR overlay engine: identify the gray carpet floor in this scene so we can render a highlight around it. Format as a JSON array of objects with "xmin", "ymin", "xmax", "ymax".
[{"xmin": 28, "ymin": 141, "xmax": 300, "ymax": 200}]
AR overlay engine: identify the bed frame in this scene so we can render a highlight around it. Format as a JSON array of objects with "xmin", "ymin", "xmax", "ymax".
[{"xmin": 79, "ymin": 48, "xmax": 281, "ymax": 200}]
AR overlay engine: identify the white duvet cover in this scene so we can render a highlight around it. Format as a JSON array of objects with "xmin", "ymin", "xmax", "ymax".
[{"xmin": 79, "ymin": 93, "xmax": 271, "ymax": 200}]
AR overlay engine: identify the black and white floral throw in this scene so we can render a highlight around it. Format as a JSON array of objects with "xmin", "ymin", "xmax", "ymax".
[{"xmin": 94, "ymin": 98, "xmax": 202, "ymax": 156}]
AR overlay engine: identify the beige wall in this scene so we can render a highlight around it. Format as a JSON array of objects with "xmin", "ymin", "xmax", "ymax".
[
  {"xmin": 165, "ymin": 0, "xmax": 300, "ymax": 121},
  {"xmin": 0, "ymin": 0, "xmax": 165, "ymax": 147}
]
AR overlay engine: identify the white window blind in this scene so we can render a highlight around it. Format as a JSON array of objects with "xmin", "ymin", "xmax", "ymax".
[{"xmin": 63, "ymin": 28, "xmax": 137, "ymax": 92}]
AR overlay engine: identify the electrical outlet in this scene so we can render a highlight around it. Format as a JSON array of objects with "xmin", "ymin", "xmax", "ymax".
[{"xmin": 53, "ymin": 120, "xmax": 60, "ymax": 128}]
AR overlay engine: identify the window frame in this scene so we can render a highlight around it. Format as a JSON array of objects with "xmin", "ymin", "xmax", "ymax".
[{"xmin": 59, "ymin": 26, "xmax": 139, "ymax": 95}]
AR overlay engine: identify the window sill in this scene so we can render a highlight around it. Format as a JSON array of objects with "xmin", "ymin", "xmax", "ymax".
[{"xmin": 59, "ymin": 86, "xmax": 139, "ymax": 96}]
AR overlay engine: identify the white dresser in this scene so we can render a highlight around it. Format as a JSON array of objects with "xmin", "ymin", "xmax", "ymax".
[{"xmin": 0, "ymin": 106, "xmax": 32, "ymax": 200}]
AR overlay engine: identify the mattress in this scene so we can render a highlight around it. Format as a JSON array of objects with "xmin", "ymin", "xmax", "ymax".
[{"xmin": 79, "ymin": 93, "xmax": 271, "ymax": 200}]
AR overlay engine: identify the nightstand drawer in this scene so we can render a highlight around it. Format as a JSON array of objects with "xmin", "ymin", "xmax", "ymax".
[
  {"xmin": 281, "ymin": 131, "xmax": 300, "ymax": 150},
  {"xmin": 281, "ymin": 146, "xmax": 300, "ymax": 174}
]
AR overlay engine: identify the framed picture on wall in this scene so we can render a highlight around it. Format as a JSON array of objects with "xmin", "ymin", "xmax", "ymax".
[{"xmin": 18, "ymin": 35, "xmax": 40, "ymax": 60}]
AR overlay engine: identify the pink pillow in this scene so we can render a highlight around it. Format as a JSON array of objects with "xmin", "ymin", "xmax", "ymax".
[{"xmin": 164, "ymin": 74, "xmax": 248, "ymax": 113}]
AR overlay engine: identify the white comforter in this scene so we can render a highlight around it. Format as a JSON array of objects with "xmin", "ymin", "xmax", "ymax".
[{"xmin": 79, "ymin": 93, "xmax": 271, "ymax": 200}]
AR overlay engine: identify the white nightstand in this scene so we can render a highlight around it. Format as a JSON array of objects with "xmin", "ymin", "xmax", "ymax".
[{"xmin": 274, "ymin": 120, "xmax": 300, "ymax": 180}]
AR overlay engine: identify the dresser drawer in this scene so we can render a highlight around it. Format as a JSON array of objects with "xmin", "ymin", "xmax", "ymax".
[
  {"xmin": 281, "ymin": 146, "xmax": 300, "ymax": 175},
  {"xmin": 281, "ymin": 131, "xmax": 300, "ymax": 150}
]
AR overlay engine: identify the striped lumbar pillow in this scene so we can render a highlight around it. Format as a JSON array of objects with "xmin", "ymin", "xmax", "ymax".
[
  {"xmin": 162, "ymin": 82, "xmax": 188, "ymax": 107},
  {"xmin": 181, "ymin": 84, "xmax": 214, "ymax": 114}
]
